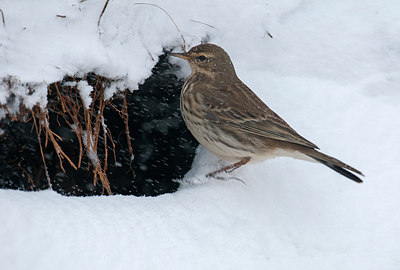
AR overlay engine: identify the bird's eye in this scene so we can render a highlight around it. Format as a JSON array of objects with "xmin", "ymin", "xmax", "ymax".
[{"xmin": 198, "ymin": 55, "xmax": 206, "ymax": 62}]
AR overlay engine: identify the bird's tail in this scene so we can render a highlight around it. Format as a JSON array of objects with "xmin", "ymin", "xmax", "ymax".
[{"xmin": 303, "ymin": 149, "xmax": 364, "ymax": 183}]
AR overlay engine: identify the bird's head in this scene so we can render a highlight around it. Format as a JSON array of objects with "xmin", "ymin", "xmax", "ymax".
[{"xmin": 171, "ymin": 44, "xmax": 236, "ymax": 77}]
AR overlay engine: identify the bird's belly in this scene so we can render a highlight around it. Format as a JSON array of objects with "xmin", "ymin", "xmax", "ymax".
[
  {"xmin": 183, "ymin": 115, "xmax": 271, "ymax": 162},
  {"xmin": 183, "ymin": 114, "xmax": 313, "ymax": 164},
  {"xmin": 188, "ymin": 123, "xmax": 250, "ymax": 162}
]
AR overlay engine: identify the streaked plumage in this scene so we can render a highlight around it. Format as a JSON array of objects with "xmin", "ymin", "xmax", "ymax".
[{"xmin": 171, "ymin": 44, "xmax": 363, "ymax": 183}]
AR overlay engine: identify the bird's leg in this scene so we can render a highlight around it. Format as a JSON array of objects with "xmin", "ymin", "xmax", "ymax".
[{"xmin": 206, "ymin": 157, "xmax": 250, "ymax": 178}]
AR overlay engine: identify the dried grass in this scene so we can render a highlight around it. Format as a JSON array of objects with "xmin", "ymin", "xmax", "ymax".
[{"xmin": 2, "ymin": 75, "xmax": 136, "ymax": 195}]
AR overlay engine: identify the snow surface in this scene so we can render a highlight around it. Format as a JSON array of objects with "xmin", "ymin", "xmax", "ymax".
[{"xmin": 1, "ymin": 0, "xmax": 400, "ymax": 269}]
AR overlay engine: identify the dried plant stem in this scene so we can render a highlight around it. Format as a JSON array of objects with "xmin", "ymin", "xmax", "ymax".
[
  {"xmin": 18, "ymin": 166, "xmax": 35, "ymax": 188},
  {"xmin": 31, "ymin": 109, "xmax": 52, "ymax": 189},
  {"xmin": 135, "ymin": 2, "xmax": 187, "ymax": 51},
  {"xmin": 76, "ymin": 75, "xmax": 112, "ymax": 194},
  {"xmin": 41, "ymin": 108, "xmax": 78, "ymax": 172},
  {"xmin": 59, "ymin": 86, "xmax": 84, "ymax": 168},
  {"xmin": 190, "ymin": 19, "xmax": 217, "ymax": 29},
  {"xmin": 9, "ymin": 75, "xmax": 130, "ymax": 195},
  {"xmin": 101, "ymin": 116, "xmax": 108, "ymax": 172},
  {"xmin": 122, "ymin": 91, "xmax": 135, "ymax": 177},
  {"xmin": 98, "ymin": 0, "xmax": 110, "ymax": 27},
  {"xmin": 0, "ymin": 8, "xmax": 5, "ymax": 28},
  {"xmin": 1, "ymin": 105, "xmax": 18, "ymax": 121},
  {"xmin": 54, "ymin": 83, "xmax": 66, "ymax": 113}
]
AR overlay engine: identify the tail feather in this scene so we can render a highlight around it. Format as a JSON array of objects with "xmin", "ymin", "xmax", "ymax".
[{"xmin": 304, "ymin": 150, "xmax": 364, "ymax": 183}]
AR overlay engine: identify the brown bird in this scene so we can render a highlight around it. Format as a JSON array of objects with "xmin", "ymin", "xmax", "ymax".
[{"xmin": 171, "ymin": 44, "xmax": 363, "ymax": 183}]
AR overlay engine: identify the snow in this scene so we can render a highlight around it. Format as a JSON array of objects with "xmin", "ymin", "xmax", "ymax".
[
  {"xmin": 1, "ymin": 0, "xmax": 400, "ymax": 269},
  {"xmin": 77, "ymin": 80, "xmax": 93, "ymax": 109}
]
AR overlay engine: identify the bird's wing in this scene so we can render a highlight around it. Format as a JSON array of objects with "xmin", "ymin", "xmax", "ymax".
[{"xmin": 202, "ymin": 80, "xmax": 319, "ymax": 149}]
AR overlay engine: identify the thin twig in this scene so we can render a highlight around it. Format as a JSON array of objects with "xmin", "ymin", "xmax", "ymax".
[
  {"xmin": 122, "ymin": 91, "xmax": 135, "ymax": 177},
  {"xmin": 98, "ymin": 0, "xmax": 110, "ymax": 27},
  {"xmin": 54, "ymin": 83, "xmax": 66, "ymax": 113},
  {"xmin": 18, "ymin": 165, "xmax": 35, "ymax": 188},
  {"xmin": 1, "ymin": 105, "xmax": 17, "ymax": 121},
  {"xmin": 102, "ymin": 116, "xmax": 108, "ymax": 172},
  {"xmin": 65, "ymin": 119, "xmax": 84, "ymax": 168},
  {"xmin": 106, "ymin": 100, "xmax": 121, "ymax": 113},
  {"xmin": 190, "ymin": 19, "xmax": 217, "ymax": 29},
  {"xmin": 95, "ymin": 164, "xmax": 112, "ymax": 195},
  {"xmin": 263, "ymin": 31, "xmax": 273, "ymax": 39},
  {"xmin": 31, "ymin": 109, "xmax": 52, "ymax": 189},
  {"xmin": 0, "ymin": 8, "xmax": 5, "ymax": 28},
  {"xmin": 41, "ymin": 109, "xmax": 78, "ymax": 171},
  {"xmin": 105, "ymin": 125, "xmax": 117, "ymax": 163},
  {"xmin": 76, "ymin": 77, "xmax": 112, "ymax": 194},
  {"xmin": 135, "ymin": 2, "xmax": 187, "ymax": 51}
]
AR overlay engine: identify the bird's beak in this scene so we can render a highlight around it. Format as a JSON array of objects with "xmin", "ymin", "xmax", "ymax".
[{"xmin": 170, "ymin": 52, "xmax": 191, "ymax": 60}]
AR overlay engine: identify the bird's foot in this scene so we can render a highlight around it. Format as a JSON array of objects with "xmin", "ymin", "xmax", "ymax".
[
  {"xmin": 206, "ymin": 174, "xmax": 247, "ymax": 185},
  {"xmin": 205, "ymin": 157, "xmax": 250, "ymax": 185},
  {"xmin": 205, "ymin": 157, "xmax": 250, "ymax": 177}
]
